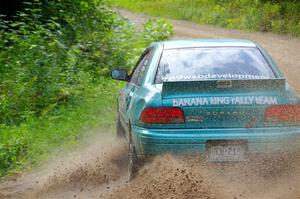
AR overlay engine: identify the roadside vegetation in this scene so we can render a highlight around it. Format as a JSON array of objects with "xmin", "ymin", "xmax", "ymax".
[
  {"xmin": 109, "ymin": 0, "xmax": 300, "ymax": 37},
  {"xmin": 0, "ymin": 0, "xmax": 174, "ymax": 177}
]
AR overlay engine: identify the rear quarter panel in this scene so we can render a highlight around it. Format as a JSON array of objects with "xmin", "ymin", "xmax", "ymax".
[{"xmin": 123, "ymin": 43, "xmax": 164, "ymax": 127}]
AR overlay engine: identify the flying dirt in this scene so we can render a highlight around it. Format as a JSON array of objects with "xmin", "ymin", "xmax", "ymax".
[
  {"xmin": 0, "ymin": 10, "xmax": 300, "ymax": 199},
  {"xmin": 1, "ymin": 135, "xmax": 299, "ymax": 199}
]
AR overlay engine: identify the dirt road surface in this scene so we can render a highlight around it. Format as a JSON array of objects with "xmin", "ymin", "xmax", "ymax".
[{"xmin": 0, "ymin": 10, "xmax": 300, "ymax": 199}]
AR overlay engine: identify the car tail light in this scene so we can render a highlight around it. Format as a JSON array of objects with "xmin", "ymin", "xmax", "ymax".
[
  {"xmin": 140, "ymin": 107, "xmax": 185, "ymax": 124},
  {"xmin": 264, "ymin": 104, "xmax": 300, "ymax": 123}
]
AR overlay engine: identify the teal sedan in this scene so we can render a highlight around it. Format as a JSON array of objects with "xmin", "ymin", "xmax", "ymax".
[{"xmin": 111, "ymin": 39, "xmax": 300, "ymax": 179}]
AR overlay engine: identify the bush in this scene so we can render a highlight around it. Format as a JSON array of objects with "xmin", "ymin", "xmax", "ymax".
[
  {"xmin": 0, "ymin": 130, "xmax": 29, "ymax": 176},
  {"xmin": 143, "ymin": 18, "xmax": 174, "ymax": 43},
  {"xmin": 0, "ymin": 0, "xmax": 172, "ymax": 125},
  {"xmin": 0, "ymin": 0, "xmax": 135, "ymax": 125}
]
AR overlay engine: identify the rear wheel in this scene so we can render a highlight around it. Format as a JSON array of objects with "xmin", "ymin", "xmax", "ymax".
[{"xmin": 128, "ymin": 138, "xmax": 139, "ymax": 181}]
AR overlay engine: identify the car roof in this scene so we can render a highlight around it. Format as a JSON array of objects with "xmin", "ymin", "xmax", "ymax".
[{"xmin": 161, "ymin": 39, "xmax": 257, "ymax": 49}]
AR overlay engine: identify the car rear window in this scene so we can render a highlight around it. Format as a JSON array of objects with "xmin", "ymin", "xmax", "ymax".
[{"xmin": 155, "ymin": 47, "xmax": 275, "ymax": 83}]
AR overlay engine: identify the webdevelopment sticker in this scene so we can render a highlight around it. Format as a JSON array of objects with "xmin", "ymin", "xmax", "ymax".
[{"xmin": 163, "ymin": 73, "xmax": 269, "ymax": 81}]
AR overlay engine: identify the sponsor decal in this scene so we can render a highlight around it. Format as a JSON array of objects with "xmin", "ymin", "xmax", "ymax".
[
  {"xmin": 173, "ymin": 96, "xmax": 278, "ymax": 106},
  {"xmin": 162, "ymin": 73, "xmax": 269, "ymax": 81}
]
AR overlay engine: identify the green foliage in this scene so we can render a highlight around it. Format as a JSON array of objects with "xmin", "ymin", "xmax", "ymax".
[
  {"xmin": 0, "ymin": 0, "xmax": 174, "ymax": 177},
  {"xmin": 0, "ymin": 0, "xmax": 174, "ymax": 125},
  {"xmin": 0, "ymin": 0, "xmax": 137, "ymax": 125},
  {"xmin": 143, "ymin": 18, "xmax": 174, "ymax": 43},
  {"xmin": 109, "ymin": 0, "xmax": 300, "ymax": 37},
  {"xmin": 0, "ymin": 131, "xmax": 29, "ymax": 175}
]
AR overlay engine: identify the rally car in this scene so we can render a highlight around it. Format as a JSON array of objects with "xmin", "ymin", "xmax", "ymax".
[{"xmin": 111, "ymin": 39, "xmax": 300, "ymax": 179}]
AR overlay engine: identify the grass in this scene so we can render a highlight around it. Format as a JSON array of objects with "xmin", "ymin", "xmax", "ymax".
[
  {"xmin": 0, "ymin": 80, "xmax": 124, "ymax": 177},
  {"xmin": 109, "ymin": 0, "xmax": 300, "ymax": 37}
]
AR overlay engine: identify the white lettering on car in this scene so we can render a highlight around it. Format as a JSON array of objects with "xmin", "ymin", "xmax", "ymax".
[
  {"xmin": 255, "ymin": 96, "xmax": 278, "ymax": 105},
  {"xmin": 162, "ymin": 73, "xmax": 269, "ymax": 81},
  {"xmin": 210, "ymin": 97, "xmax": 230, "ymax": 105},
  {"xmin": 172, "ymin": 96, "xmax": 278, "ymax": 106}
]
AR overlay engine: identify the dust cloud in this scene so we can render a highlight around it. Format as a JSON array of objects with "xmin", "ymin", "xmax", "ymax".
[{"xmin": 0, "ymin": 133, "xmax": 300, "ymax": 199}]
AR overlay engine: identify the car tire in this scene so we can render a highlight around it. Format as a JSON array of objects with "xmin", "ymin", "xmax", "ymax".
[
  {"xmin": 128, "ymin": 137, "xmax": 139, "ymax": 181},
  {"xmin": 116, "ymin": 115, "xmax": 126, "ymax": 138}
]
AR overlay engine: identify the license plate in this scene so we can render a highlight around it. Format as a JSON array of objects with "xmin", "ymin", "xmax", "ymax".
[{"xmin": 206, "ymin": 140, "xmax": 247, "ymax": 162}]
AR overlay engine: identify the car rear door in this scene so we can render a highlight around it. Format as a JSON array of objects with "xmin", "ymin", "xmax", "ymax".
[{"xmin": 119, "ymin": 48, "xmax": 154, "ymax": 127}]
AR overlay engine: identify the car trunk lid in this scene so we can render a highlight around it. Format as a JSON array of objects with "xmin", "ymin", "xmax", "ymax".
[{"xmin": 162, "ymin": 79, "xmax": 288, "ymax": 128}]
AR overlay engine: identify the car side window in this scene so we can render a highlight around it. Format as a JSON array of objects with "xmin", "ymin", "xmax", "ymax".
[
  {"xmin": 130, "ymin": 49, "xmax": 153, "ymax": 86},
  {"xmin": 136, "ymin": 50, "xmax": 153, "ymax": 86}
]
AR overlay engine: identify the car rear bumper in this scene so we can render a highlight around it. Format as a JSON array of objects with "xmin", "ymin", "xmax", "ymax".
[{"xmin": 131, "ymin": 126, "xmax": 300, "ymax": 157}]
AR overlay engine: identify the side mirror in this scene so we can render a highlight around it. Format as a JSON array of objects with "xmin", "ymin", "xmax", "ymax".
[{"xmin": 111, "ymin": 69, "xmax": 129, "ymax": 81}]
